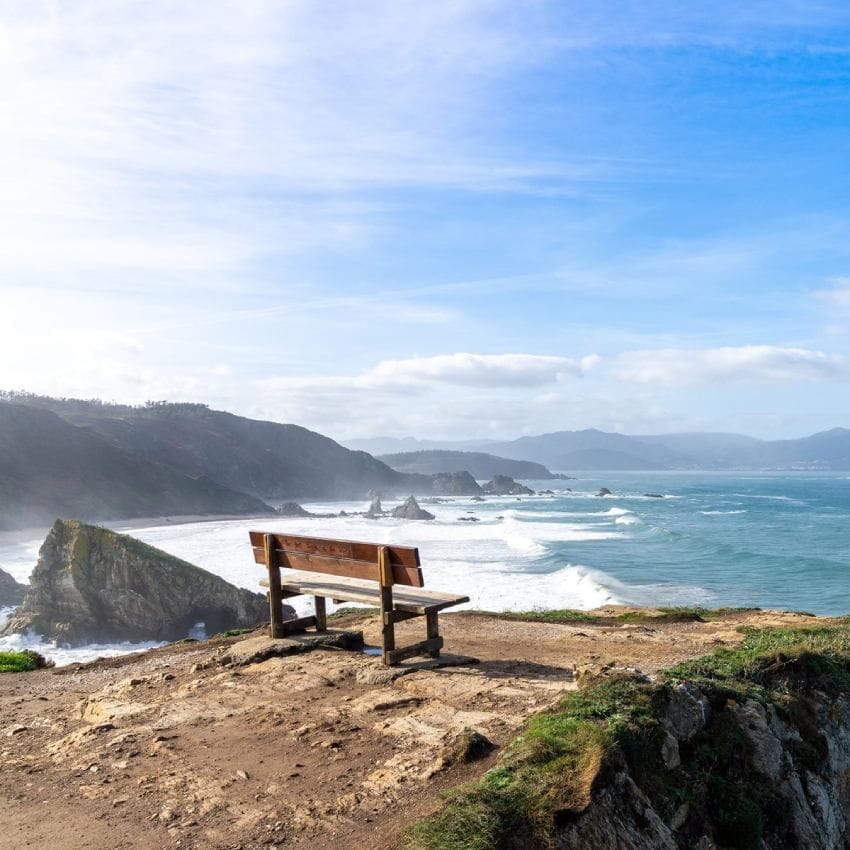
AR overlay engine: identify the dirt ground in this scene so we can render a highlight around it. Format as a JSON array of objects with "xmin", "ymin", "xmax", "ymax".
[{"xmin": 0, "ymin": 608, "xmax": 821, "ymax": 850}]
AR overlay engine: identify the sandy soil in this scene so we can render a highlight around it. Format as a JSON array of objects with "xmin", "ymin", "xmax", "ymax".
[{"xmin": 0, "ymin": 608, "xmax": 822, "ymax": 850}]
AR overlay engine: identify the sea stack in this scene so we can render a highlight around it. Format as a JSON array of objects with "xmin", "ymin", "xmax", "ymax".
[
  {"xmin": 0, "ymin": 519, "xmax": 274, "ymax": 646},
  {"xmin": 391, "ymin": 496, "xmax": 435, "ymax": 520}
]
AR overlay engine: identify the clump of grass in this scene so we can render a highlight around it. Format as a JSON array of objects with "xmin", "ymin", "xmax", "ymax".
[
  {"xmin": 218, "ymin": 627, "xmax": 255, "ymax": 637},
  {"xmin": 0, "ymin": 649, "xmax": 52, "ymax": 673},
  {"xmin": 665, "ymin": 624, "xmax": 850, "ymax": 699},
  {"xmin": 494, "ymin": 609, "xmax": 598, "ymax": 624}
]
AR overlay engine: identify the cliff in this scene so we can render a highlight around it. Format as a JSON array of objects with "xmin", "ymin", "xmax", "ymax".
[{"xmin": 1, "ymin": 519, "xmax": 271, "ymax": 645}]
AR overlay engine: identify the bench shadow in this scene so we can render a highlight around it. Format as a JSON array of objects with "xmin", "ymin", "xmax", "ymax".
[{"xmin": 388, "ymin": 653, "xmax": 574, "ymax": 684}]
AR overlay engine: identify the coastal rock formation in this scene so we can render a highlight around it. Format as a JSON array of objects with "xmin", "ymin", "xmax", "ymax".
[
  {"xmin": 391, "ymin": 496, "xmax": 435, "ymax": 520},
  {"xmin": 277, "ymin": 501, "xmax": 313, "ymax": 517},
  {"xmin": 482, "ymin": 475, "xmax": 534, "ymax": 496},
  {"xmin": 1, "ymin": 519, "xmax": 273, "ymax": 646},
  {"xmin": 0, "ymin": 566, "xmax": 26, "ymax": 606},
  {"xmin": 365, "ymin": 496, "xmax": 385, "ymax": 518},
  {"xmin": 277, "ymin": 501, "xmax": 336, "ymax": 518},
  {"xmin": 596, "ymin": 487, "xmax": 612, "ymax": 497},
  {"xmin": 430, "ymin": 471, "xmax": 482, "ymax": 496}
]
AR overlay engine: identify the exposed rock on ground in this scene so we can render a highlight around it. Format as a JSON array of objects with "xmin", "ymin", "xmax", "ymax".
[
  {"xmin": 390, "ymin": 496, "xmax": 435, "ymax": 521},
  {"xmin": 482, "ymin": 474, "xmax": 534, "ymax": 496},
  {"xmin": 0, "ymin": 607, "xmax": 821, "ymax": 850},
  {"xmin": 0, "ymin": 566, "xmax": 26, "ymax": 606},
  {"xmin": 1, "ymin": 520, "xmax": 274, "ymax": 645}
]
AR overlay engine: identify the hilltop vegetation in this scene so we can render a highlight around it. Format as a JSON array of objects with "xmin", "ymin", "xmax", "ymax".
[{"xmin": 0, "ymin": 393, "xmax": 424, "ymax": 530}]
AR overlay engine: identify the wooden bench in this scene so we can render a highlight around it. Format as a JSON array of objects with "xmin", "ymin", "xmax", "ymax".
[{"xmin": 250, "ymin": 530, "xmax": 469, "ymax": 666}]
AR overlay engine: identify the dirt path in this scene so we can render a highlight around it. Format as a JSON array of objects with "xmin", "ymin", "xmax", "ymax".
[{"xmin": 0, "ymin": 608, "xmax": 820, "ymax": 850}]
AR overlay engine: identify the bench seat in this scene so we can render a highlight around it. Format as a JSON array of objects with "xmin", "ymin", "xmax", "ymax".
[{"xmin": 264, "ymin": 569, "xmax": 469, "ymax": 614}]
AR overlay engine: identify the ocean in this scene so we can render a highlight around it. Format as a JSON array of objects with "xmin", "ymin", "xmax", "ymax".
[{"xmin": 2, "ymin": 471, "xmax": 849, "ymax": 664}]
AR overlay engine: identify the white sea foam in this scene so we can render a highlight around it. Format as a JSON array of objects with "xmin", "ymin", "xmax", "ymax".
[
  {"xmin": 0, "ymin": 626, "xmax": 165, "ymax": 667},
  {"xmin": 603, "ymin": 507, "xmax": 632, "ymax": 516},
  {"xmin": 700, "ymin": 510, "xmax": 748, "ymax": 516},
  {"xmin": 615, "ymin": 515, "xmax": 640, "ymax": 525}
]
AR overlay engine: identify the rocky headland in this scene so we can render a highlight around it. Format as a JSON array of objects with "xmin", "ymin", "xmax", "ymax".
[
  {"xmin": 482, "ymin": 474, "xmax": 535, "ymax": 496},
  {"xmin": 1, "ymin": 519, "xmax": 273, "ymax": 645}
]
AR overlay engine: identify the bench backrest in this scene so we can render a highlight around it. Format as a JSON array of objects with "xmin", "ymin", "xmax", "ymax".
[{"xmin": 249, "ymin": 531, "xmax": 424, "ymax": 587}]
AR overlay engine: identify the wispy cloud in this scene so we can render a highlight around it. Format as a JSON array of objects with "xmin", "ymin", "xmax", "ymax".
[{"xmin": 611, "ymin": 346, "xmax": 850, "ymax": 386}]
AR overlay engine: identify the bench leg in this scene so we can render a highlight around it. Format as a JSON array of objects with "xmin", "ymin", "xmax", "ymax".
[
  {"xmin": 314, "ymin": 597, "xmax": 327, "ymax": 632},
  {"xmin": 426, "ymin": 612, "xmax": 440, "ymax": 658}
]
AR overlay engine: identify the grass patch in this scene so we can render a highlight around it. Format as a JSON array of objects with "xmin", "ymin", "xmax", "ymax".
[
  {"xmin": 0, "ymin": 649, "xmax": 51, "ymax": 673},
  {"xmin": 217, "ymin": 627, "xmax": 255, "ymax": 637},
  {"xmin": 495, "ymin": 609, "xmax": 598, "ymax": 624}
]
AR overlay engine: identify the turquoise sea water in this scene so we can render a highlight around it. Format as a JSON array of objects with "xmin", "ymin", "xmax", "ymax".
[
  {"xmin": 516, "ymin": 471, "xmax": 850, "ymax": 616},
  {"xmin": 2, "ymin": 471, "xmax": 850, "ymax": 664}
]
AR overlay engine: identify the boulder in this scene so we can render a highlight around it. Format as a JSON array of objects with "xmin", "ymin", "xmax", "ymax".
[
  {"xmin": 0, "ymin": 566, "xmax": 26, "ymax": 607},
  {"xmin": 596, "ymin": 487, "xmax": 612, "ymax": 497},
  {"xmin": 482, "ymin": 475, "xmax": 534, "ymax": 496},
  {"xmin": 0, "ymin": 519, "xmax": 278, "ymax": 646},
  {"xmin": 390, "ymin": 496, "xmax": 435, "ymax": 521}
]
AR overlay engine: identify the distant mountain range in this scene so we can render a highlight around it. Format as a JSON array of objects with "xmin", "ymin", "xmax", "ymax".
[
  {"xmin": 0, "ymin": 394, "xmax": 419, "ymax": 530},
  {"xmin": 348, "ymin": 428, "xmax": 850, "ymax": 471},
  {"xmin": 3, "ymin": 391, "xmax": 849, "ymax": 532}
]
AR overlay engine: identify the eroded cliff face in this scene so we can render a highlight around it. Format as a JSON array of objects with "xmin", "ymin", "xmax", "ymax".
[
  {"xmin": 1, "ymin": 519, "xmax": 270, "ymax": 645},
  {"xmin": 405, "ymin": 622, "xmax": 850, "ymax": 850},
  {"xmin": 554, "ymin": 675, "xmax": 850, "ymax": 850}
]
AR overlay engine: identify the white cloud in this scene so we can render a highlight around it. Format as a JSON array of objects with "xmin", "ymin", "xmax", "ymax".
[
  {"xmin": 611, "ymin": 346, "xmax": 850, "ymax": 386},
  {"xmin": 364, "ymin": 353, "xmax": 595, "ymax": 388}
]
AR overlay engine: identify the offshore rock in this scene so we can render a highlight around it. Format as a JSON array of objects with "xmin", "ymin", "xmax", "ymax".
[
  {"xmin": 482, "ymin": 475, "xmax": 534, "ymax": 496},
  {"xmin": 0, "ymin": 519, "xmax": 269, "ymax": 646},
  {"xmin": 365, "ymin": 497, "xmax": 385, "ymax": 518},
  {"xmin": 391, "ymin": 496, "xmax": 435, "ymax": 521},
  {"xmin": 430, "ymin": 471, "xmax": 482, "ymax": 496},
  {"xmin": 0, "ymin": 566, "xmax": 26, "ymax": 606}
]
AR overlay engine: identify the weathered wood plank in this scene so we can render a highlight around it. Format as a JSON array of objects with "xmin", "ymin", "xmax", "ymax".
[
  {"xmin": 314, "ymin": 596, "xmax": 327, "ymax": 632},
  {"xmin": 279, "ymin": 615, "xmax": 318, "ymax": 634},
  {"xmin": 250, "ymin": 547, "xmax": 423, "ymax": 587},
  {"xmin": 386, "ymin": 637, "xmax": 444, "ymax": 665},
  {"xmin": 379, "ymin": 546, "xmax": 395, "ymax": 664},
  {"xmin": 268, "ymin": 570, "xmax": 468, "ymax": 614},
  {"xmin": 265, "ymin": 534, "xmax": 285, "ymax": 639},
  {"xmin": 249, "ymin": 531, "xmax": 420, "ymax": 567}
]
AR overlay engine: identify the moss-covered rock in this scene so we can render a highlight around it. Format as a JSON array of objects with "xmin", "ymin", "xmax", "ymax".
[{"xmin": 0, "ymin": 519, "xmax": 275, "ymax": 645}]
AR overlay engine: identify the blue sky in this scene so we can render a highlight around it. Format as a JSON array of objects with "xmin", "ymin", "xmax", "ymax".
[{"xmin": 3, "ymin": 1, "xmax": 850, "ymax": 440}]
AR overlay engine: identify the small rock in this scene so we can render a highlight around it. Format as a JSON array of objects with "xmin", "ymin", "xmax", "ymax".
[{"xmin": 235, "ymin": 770, "xmax": 249, "ymax": 780}]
